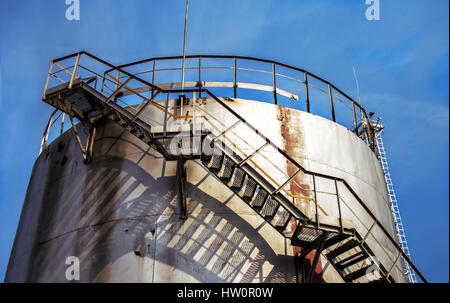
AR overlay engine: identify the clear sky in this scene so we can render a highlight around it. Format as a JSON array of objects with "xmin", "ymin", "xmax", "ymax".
[{"xmin": 0, "ymin": 0, "xmax": 448, "ymax": 282}]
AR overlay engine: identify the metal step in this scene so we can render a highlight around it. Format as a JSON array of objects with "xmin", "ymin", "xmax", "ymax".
[
  {"xmin": 345, "ymin": 265, "xmax": 374, "ymax": 282},
  {"xmin": 238, "ymin": 175, "xmax": 257, "ymax": 202},
  {"xmin": 207, "ymin": 154, "xmax": 224, "ymax": 170},
  {"xmin": 292, "ymin": 226, "xmax": 324, "ymax": 245},
  {"xmin": 251, "ymin": 187, "xmax": 268, "ymax": 209},
  {"xmin": 335, "ymin": 251, "xmax": 367, "ymax": 270},
  {"xmin": 260, "ymin": 196, "xmax": 279, "ymax": 218},
  {"xmin": 218, "ymin": 156, "xmax": 235, "ymax": 180},
  {"xmin": 273, "ymin": 209, "xmax": 291, "ymax": 230},
  {"xmin": 326, "ymin": 239, "xmax": 359, "ymax": 259},
  {"xmin": 323, "ymin": 233, "xmax": 351, "ymax": 250},
  {"xmin": 229, "ymin": 166, "xmax": 246, "ymax": 188}
]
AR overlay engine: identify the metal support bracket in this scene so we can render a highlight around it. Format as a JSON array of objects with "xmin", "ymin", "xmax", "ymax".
[{"xmin": 68, "ymin": 114, "xmax": 96, "ymax": 164}]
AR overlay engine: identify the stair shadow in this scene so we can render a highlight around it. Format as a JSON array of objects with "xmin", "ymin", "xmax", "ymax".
[{"xmin": 23, "ymin": 131, "xmax": 295, "ymax": 282}]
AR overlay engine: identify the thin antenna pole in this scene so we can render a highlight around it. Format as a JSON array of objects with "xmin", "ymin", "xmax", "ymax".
[
  {"xmin": 353, "ymin": 66, "xmax": 365, "ymax": 125},
  {"xmin": 353, "ymin": 66, "xmax": 362, "ymax": 107},
  {"xmin": 181, "ymin": 0, "xmax": 189, "ymax": 91}
]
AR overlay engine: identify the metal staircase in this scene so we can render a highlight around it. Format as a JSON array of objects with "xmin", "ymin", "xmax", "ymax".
[
  {"xmin": 39, "ymin": 51, "xmax": 426, "ymax": 283},
  {"xmin": 200, "ymin": 138, "xmax": 393, "ymax": 283}
]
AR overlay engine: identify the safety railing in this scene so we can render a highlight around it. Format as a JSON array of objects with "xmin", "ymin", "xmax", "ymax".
[
  {"xmin": 102, "ymin": 55, "xmax": 379, "ymax": 155},
  {"xmin": 41, "ymin": 51, "xmax": 425, "ymax": 282}
]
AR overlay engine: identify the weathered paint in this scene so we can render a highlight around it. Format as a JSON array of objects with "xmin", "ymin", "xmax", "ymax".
[
  {"xmin": 276, "ymin": 106, "xmax": 324, "ymax": 282},
  {"xmin": 5, "ymin": 97, "xmax": 403, "ymax": 283}
]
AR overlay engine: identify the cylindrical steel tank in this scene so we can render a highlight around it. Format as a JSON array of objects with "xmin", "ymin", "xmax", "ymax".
[{"xmin": 5, "ymin": 54, "xmax": 408, "ymax": 283}]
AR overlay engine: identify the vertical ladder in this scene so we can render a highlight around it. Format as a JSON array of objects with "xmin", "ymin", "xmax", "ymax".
[{"xmin": 375, "ymin": 129, "xmax": 418, "ymax": 283}]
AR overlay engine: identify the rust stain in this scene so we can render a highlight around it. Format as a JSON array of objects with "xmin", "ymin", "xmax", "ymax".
[{"xmin": 277, "ymin": 106, "xmax": 324, "ymax": 283}]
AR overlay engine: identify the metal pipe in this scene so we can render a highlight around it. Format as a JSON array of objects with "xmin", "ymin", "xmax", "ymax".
[{"xmin": 39, "ymin": 109, "xmax": 58, "ymax": 154}]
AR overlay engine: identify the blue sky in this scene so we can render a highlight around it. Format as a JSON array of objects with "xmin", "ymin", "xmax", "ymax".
[{"xmin": 0, "ymin": 0, "xmax": 448, "ymax": 282}]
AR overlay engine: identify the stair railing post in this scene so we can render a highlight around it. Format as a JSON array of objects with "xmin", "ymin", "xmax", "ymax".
[
  {"xmin": 115, "ymin": 69, "xmax": 120, "ymax": 91},
  {"xmin": 361, "ymin": 220, "xmax": 377, "ymax": 245},
  {"xmin": 272, "ymin": 63, "xmax": 277, "ymax": 105},
  {"xmin": 352, "ymin": 102, "xmax": 358, "ymax": 134},
  {"xmin": 43, "ymin": 62, "xmax": 54, "ymax": 99},
  {"xmin": 151, "ymin": 60, "xmax": 156, "ymax": 98},
  {"xmin": 69, "ymin": 53, "xmax": 81, "ymax": 89},
  {"xmin": 334, "ymin": 178, "xmax": 343, "ymax": 232},
  {"xmin": 328, "ymin": 84, "xmax": 336, "ymax": 122},
  {"xmin": 313, "ymin": 173, "xmax": 319, "ymax": 229},
  {"xmin": 233, "ymin": 58, "xmax": 237, "ymax": 99},
  {"xmin": 163, "ymin": 92, "xmax": 170, "ymax": 137},
  {"xmin": 198, "ymin": 57, "xmax": 202, "ymax": 98},
  {"xmin": 386, "ymin": 251, "xmax": 402, "ymax": 280},
  {"xmin": 304, "ymin": 73, "xmax": 310, "ymax": 113},
  {"xmin": 101, "ymin": 72, "xmax": 106, "ymax": 93}
]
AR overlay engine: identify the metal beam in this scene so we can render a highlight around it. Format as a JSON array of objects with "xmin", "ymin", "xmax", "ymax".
[
  {"xmin": 177, "ymin": 156, "xmax": 187, "ymax": 220},
  {"xmin": 307, "ymin": 236, "xmax": 326, "ymax": 283}
]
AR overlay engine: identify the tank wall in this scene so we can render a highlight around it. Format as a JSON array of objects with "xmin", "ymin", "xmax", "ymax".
[
  {"xmin": 139, "ymin": 97, "xmax": 394, "ymax": 234},
  {"xmin": 6, "ymin": 119, "xmax": 344, "ymax": 282},
  {"xmin": 6, "ymin": 97, "xmax": 403, "ymax": 282}
]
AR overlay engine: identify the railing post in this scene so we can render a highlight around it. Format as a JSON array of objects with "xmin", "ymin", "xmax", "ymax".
[
  {"xmin": 362, "ymin": 221, "xmax": 377, "ymax": 245},
  {"xmin": 193, "ymin": 91, "xmax": 197, "ymax": 134},
  {"xmin": 386, "ymin": 251, "xmax": 402, "ymax": 279},
  {"xmin": 198, "ymin": 57, "xmax": 202, "ymax": 98},
  {"xmin": 365, "ymin": 114, "xmax": 374, "ymax": 151},
  {"xmin": 272, "ymin": 63, "xmax": 277, "ymax": 105},
  {"xmin": 163, "ymin": 92, "xmax": 170, "ymax": 137},
  {"xmin": 115, "ymin": 69, "xmax": 120, "ymax": 90},
  {"xmin": 328, "ymin": 84, "xmax": 336, "ymax": 122},
  {"xmin": 43, "ymin": 62, "xmax": 54, "ymax": 99},
  {"xmin": 151, "ymin": 60, "xmax": 156, "ymax": 98},
  {"xmin": 69, "ymin": 53, "xmax": 81, "ymax": 89},
  {"xmin": 233, "ymin": 58, "xmax": 237, "ymax": 99},
  {"xmin": 304, "ymin": 73, "xmax": 310, "ymax": 113},
  {"xmin": 334, "ymin": 178, "xmax": 343, "ymax": 232},
  {"xmin": 101, "ymin": 72, "xmax": 106, "ymax": 93},
  {"xmin": 312, "ymin": 173, "xmax": 319, "ymax": 228},
  {"xmin": 352, "ymin": 102, "xmax": 358, "ymax": 134}
]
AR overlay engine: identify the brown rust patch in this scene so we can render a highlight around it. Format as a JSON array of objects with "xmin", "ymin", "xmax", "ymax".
[{"xmin": 276, "ymin": 106, "xmax": 324, "ymax": 283}]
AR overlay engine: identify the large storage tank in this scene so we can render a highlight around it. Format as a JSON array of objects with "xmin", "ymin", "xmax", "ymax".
[{"xmin": 5, "ymin": 52, "xmax": 423, "ymax": 283}]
